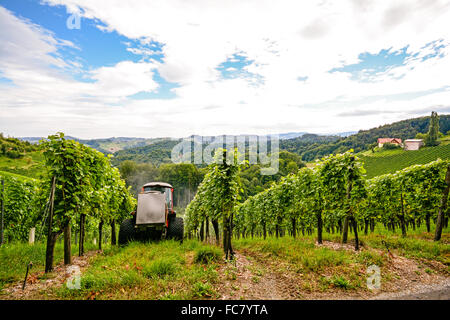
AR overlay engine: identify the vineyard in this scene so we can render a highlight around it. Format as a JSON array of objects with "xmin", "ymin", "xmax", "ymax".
[
  {"xmin": 360, "ymin": 142, "xmax": 450, "ymax": 178},
  {"xmin": 0, "ymin": 173, "xmax": 40, "ymax": 242},
  {"xmin": 0, "ymin": 133, "xmax": 135, "ymax": 274},
  {"xmin": 0, "ymin": 140, "xmax": 449, "ymax": 300},
  {"xmin": 186, "ymin": 150, "xmax": 450, "ymax": 252}
]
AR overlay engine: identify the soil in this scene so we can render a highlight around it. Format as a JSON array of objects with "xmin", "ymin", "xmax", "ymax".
[
  {"xmin": 0, "ymin": 250, "xmax": 98, "ymax": 300},
  {"xmin": 217, "ymin": 241, "xmax": 450, "ymax": 300},
  {"xmin": 1, "ymin": 242, "xmax": 449, "ymax": 300},
  {"xmin": 217, "ymin": 252, "xmax": 299, "ymax": 300},
  {"xmin": 373, "ymin": 282, "xmax": 450, "ymax": 300}
]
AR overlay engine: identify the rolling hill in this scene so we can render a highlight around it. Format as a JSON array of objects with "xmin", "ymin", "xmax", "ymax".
[
  {"xmin": 287, "ymin": 114, "xmax": 450, "ymax": 161},
  {"xmin": 0, "ymin": 135, "xmax": 45, "ymax": 180},
  {"xmin": 11, "ymin": 113, "xmax": 450, "ymax": 177},
  {"xmin": 19, "ymin": 136, "xmax": 166, "ymax": 155},
  {"xmin": 0, "ymin": 151, "xmax": 45, "ymax": 180}
]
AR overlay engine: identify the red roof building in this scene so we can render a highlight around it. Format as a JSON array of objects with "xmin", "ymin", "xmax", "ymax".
[{"xmin": 377, "ymin": 138, "xmax": 402, "ymax": 147}]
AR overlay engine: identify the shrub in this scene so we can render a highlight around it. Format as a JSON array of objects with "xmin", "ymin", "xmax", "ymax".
[
  {"xmin": 382, "ymin": 143, "xmax": 401, "ymax": 150},
  {"xmin": 5, "ymin": 150, "xmax": 22, "ymax": 159}
]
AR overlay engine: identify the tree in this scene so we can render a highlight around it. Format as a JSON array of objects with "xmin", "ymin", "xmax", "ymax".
[
  {"xmin": 424, "ymin": 111, "xmax": 440, "ymax": 147},
  {"xmin": 415, "ymin": 133, "xmax": 427, "ymax": 140},
  {"xmin": 369, "ymin": 142, "xmax": 377, "ymax": 153}
]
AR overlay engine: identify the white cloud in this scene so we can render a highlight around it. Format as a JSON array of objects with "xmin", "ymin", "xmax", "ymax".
[
  {"xmin": 89, "ymin": 61, "xmax": 158, "ymax": 97},
  {"xmin": 1, "ymin": 1, "xmax": 450, "ymax": 139}
]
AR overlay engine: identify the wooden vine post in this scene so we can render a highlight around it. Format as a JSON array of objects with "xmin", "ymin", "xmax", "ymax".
[
  {"xmin": 435, "ymin": 164, "xmax": 450, "ymax": 241},
  {"xmin": 222, "ymin": 150, "xmax": 234, "ymax": 260},
  {"xmin": 345, "ymin": 156, "xmax": 359, "ymax": 250},
  {"xmin": 79, "ymin": 214, "xmax": 85, "ymax": 256},
  {"xmin": 45, "ymin": 176, "xmax": 58, "ymax": 273},
  {"xmin": 64, "ymin": 222, "xmax": 71, "ymax": 265},
  {"xmin": 98, "ymin": 220, "xmax": 103, "ymax": 250},
  {"xmin": 111, "ymin": 219, "xmax": 116, "ymax": 245}
]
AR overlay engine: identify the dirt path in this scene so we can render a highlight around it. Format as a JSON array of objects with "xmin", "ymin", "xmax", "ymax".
[
  {"xmin": 372, "ymin": 282, "xmax": 450, "ymax": 300},
  {"xmin": 217, "ymin": 245, "xmax": 450, "ymax": 300},
  {"xmin": 1, "ymin": 250, "xmax": 98, "ymax": 300},
  {"xmin": 217, "ymin": 252, "xmax": 300, "ymax": 300},
  {"xmin": 1, "ymin": 244, "xmax": 449, "ymax": 300}
]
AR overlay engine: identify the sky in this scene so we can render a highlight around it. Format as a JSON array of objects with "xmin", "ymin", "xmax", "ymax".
[{"xmin": 1, "ymin": 0, "xmax": 450, "ymax": 139}]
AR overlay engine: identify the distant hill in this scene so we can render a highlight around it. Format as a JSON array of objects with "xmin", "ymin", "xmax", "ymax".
[
  {"xmin": 110, "ymin": 133, "xmax": 324, "ymax": 166},
  {"xmin": 287, "ymin": 114, "xmax": 450, "ymax": 161},
  {"xmin": 278, "ymin": 132, "xmax": 307, "ymax": 139},
  {"xmin": 333, "ymin": 131, "xmax": 357, "ymax": 137},
  {"xmin": 111, "ymin": 139, "xmax": 182, "ymax": 166},
  {"xmin": 0, "ymin": 134, "xmax": 44, "ymax": 179},
  {"xmin": 280, "ymin": 134, "xmax": 342, "ymax": 161},
  {"xmin": 19, "ymin": 136, "xmax": 164, "ymax": 154},
  {"xmin": 15, "ymin": 113, "xmax": 450, "ymax": 166},
  {"xmin": 17, "ymin": 137, "xmax": 42, "ymax": 144}
]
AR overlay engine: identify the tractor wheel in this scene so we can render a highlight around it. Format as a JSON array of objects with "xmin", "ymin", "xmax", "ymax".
[
  {"xmin": 118, "ymin": 218, "xmax": 135, "ymax": 245},
  {"xmin": 167, "ymin": 217, "xmax": 184, "ymax": 242}
]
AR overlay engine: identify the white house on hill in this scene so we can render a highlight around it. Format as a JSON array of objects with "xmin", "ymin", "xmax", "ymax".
[{"xmin": 404, "ymin": 139, "xmax": 424, "ymax": 151}]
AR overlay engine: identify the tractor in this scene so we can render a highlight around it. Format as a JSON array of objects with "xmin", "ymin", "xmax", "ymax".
[{"xmin": 118, "ymin": 182, "xmax": 184, "ymax": 244}]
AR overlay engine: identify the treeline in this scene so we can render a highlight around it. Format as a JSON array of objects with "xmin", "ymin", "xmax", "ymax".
[
  {"xmin": 112, "ymin": 139, "xmax": 181, "ymax": 166},
  {"xmin": 280, "ymin": 133, "xmax": 342, "ymax": 161},
  {"xmin": 14, "ymin": 114, "xmax": 450, "ymax": 167},
  {"xmin": 112, "ymin": 134, "xmax": 334, "ymax": 166},
  {"xmin": 0, "ymin": 133, "xmax": 38, "ymax": 159},
  {"xmin": 118, "ymin": 151, "xmax": 306, "ymax": 205},
  {"xmin": 118, "ymin": 161, "xmax": 205, "ymax": 207},
  {"xmin": 281, "ymin": 114, "xmax": 450, "ymax": 161},
  {"xmin": 107, "ymin": 114, "xmax": 450, "ymax": 166},
  {"xmin": 239, "ymin": 151, "xmax": 305, "ymax": 198}
]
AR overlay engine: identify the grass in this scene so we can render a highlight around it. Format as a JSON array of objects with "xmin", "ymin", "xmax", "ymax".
[
  {"xmin": 142, "ymin": 257, "xmax": 179, "ymax": 278},
  {"xmin": 234, "ymin": 236, "xmax": 383, "ymax": 291},
  {"xmin": 194, "ymin": 246, "xmax": 222, "ymax": 264},
  {"xmin": 233, "ymin": 224, "xmax": 449, "ymax": 292},
  {"xmin": 0, "ymin": 241, "xmax": 97, "ymax": 291},
  {"xmin": 329, "ymin": 276, "xmax": 354, "ymax": 289},
  {"xmin": 363, "ymin": 235, "xmax": 449, "ymax": 265},
  {"xmin": 235, "ymin": 237, "xmax": 355, "ymax": 271},
  {"xmin": 54, "ymin": 240, "xmax": 223, "ymax": 300},
  {"xmin": 1, "ymin": 224, "xmax": 448, "ymax": 299},
  {"xmin": 321, "ymin": 224, "xmax": 450, "ymax": 265}
]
